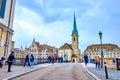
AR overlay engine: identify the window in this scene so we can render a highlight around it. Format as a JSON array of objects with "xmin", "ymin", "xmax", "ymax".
[
  {"xmin": 106, "ymin": 53, "xmax": 108, "ymax": 55},
  {"xmin": 74, "ymin": 38, "xmax": 76, "ymax": 42},
  {"xmin": 0, "ymin": 0, "xmax": 6, "ymax": 18},
  {"xmin": 110, "ymin": 53, "xmax": 112, "ymax": 55},
  {"xmin": 117, "ymin": 53, "xmax": 119, "ymax": 56},
  {"xmin": 0, "ymin": 0, "xmax": 2, "ymax": 10},
  {"xmin": 96, "ymin": 48, "xmax": 97, "ymax": 51}
]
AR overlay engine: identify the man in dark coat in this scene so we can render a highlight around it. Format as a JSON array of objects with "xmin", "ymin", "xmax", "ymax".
[
  {"xmin": 84, "ymin": 54, "xmax": 88, "ymax": 66},
  {"xmin": 24, "ymin": 54, "xmax": 30, "ymax": 67},
  {"xmin": 7, "ymin": 51, "xmax": 15, "ymax": 72},
  {"xmin": 48, "ymin": 56, "xmax": 51, "ymax": 63},
  {"xmin": 51, "ymin": 56, "xmax": 54, "ymax": 64}
]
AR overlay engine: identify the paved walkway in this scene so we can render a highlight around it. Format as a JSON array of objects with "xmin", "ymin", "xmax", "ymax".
[
  {"xmin": 81, "ymin": 63, "xmax": 120, "ymax": 80},
  {"xmin": 0, "ymin": 64, "xmax": 52, "ymax": 80},
  {"xmin": 0, "ymin": 63, "xmax": 120, "ymax": 80}
]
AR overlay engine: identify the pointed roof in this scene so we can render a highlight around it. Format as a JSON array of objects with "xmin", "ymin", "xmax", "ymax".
[
  {"xmin": 59, "ymin": 43, "xmax": 73, "ymax": 50},
  {"xmin": 32, "ymin": 36, "xmax": 35, "ymax": 43},
  {"xmin": 72, "ymin": 13, "xmax": 79, "ymax": 36},
  {"xmin": 34, "ymin": 42, "xmax": 40, "ymax": 48},
  {"xmin": 33, "ymin": 42, "xmax": 54, "ymax": 51}
]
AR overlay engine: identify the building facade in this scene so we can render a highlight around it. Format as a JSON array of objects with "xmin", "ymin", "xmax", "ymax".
[
  {"xmin": 14, "ymin": 48, "xmax": 26, "ymax": 58},
  {"xmin": 13, "ymin": 47, "xmax": 28, "ymax": 65},
  {"xmin": 84, "ymin": 44, "xmax": 120, "ymax": 69},
  {"xmin": 58, "ymin": 13, "xmax": 81, "ymax": 62},
  {"xmin": 0, "ymin": 0, "xmax": 16, "ymax": 58},
  {"xmin": 27, "ymin": 39, "xmax": 57, "ymax": 59}
]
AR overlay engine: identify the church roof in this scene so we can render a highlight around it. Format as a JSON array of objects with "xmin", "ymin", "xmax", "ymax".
[
  {"xmin": 59, "ymin": 43, "xmax": 73, "ymax": 50},
  {"xmin": 72, "ymin": 13, "xmax": 79, "ymax": 37}
]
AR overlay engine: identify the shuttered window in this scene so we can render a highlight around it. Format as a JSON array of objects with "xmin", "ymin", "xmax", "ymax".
[
  {"xmin": 0, "ymin": 0, "xmax": 6, "ymax": 18},
  {"xmin": 0, "ymin": 0, "xmax": 2, "ymax": 10}
]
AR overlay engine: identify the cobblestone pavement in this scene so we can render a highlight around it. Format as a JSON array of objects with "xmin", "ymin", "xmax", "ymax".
[
  {"xmin": 0, "ymin": 64, "xmax": 51, "ymax": 80},
  {"xmin": 11, "ymin": 63, "xmax": 94, "ymax": 80},
  {"xmin": 86, "ymin": 64, "xmax": 120, "ymax": 80},
  {"xmin": 81, "ymin": 63, "xmax": 120, "ymax": 80}
]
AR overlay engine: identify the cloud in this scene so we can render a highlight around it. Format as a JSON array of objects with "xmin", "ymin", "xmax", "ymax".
[
  {"xmin": 13, "ymin": 0, "xmax": 120, "ymax": 52},
  {"xmin": 13, "ymin": 4, "xmax": 73, "ymax": 48}
]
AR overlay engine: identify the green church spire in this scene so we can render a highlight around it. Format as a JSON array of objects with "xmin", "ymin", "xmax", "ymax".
[
  {"xmin": 72, "ymin": 13, "xmax": 78, "ymax": 36},
  {"xmin": 32, "ymin": 35, "xmax": 35, "ymax": 43}
]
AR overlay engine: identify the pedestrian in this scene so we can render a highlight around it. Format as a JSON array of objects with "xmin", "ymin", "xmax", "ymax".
[
  {"xmin": 60, "ymin": 56, "xmax": 63, "ymax": 63},
  {"xmin": 30, "ymin": 54, "xmax": 34, "ymax": 67},
  {"xmin": 48, "ymin": 56, "xmax": 51, "ymax": 63},
  {"xmin": 84, "ymin": 54, "xmax": 88, "ymax": 66},
  {"xmin": 7, "ymin": 51, "xmax": 15, "ymax": 72},
  {"xmin": 58, "ymin": 57, "xmax": 60, "ymax": 63},
  {"xmin": 55, "ymin": 56, "xmax": 57, "ymax": 63},
  {"xmin": 95, "ymin": 53, "xmax": 100, "ymax": 68},
  {"xmin": 24, "ymin": 54, "xmax": 30, "ymax": 67},
  {"xmin": 51, "ymin": 56, "xmax": 54, "ymax": 64}
]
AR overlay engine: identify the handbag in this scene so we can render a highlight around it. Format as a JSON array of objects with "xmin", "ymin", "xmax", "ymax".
[{"xmin": 7, "ymin": 60, "xmax": 13, "ymax": 63}]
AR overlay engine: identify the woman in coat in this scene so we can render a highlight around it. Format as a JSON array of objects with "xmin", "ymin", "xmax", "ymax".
[{"xmin": 30, "ymin": 54, "xmax": 34, "ymax": 66}]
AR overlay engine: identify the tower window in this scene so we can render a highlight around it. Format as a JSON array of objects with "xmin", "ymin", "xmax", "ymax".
[{"xmin": 74, "ymin": 38, "xmax": 75, "ymax": 42}]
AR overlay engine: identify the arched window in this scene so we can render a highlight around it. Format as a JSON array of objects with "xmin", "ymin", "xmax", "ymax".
[{"xmin": 74, "ymin": 37, "xmax": 76, "ymax": 42}]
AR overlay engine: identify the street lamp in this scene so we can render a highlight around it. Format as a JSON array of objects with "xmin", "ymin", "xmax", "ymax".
[{"xmin": 98, "ymin": 31, "xmax": 104, "ymax": 68}]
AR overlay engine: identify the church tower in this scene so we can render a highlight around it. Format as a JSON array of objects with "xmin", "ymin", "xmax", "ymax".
[
  {"xmin": 71, "ymin": 13, "xmax": 80, "ymax": 62},
  {"xmin": 58, "ymin": 13, "xmax": 81, "ymax": 62},
  {"xmin": 71, "ymin": 13, "xmax": 79, "ymax": 50}
]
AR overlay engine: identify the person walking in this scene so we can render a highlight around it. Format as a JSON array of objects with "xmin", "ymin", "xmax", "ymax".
[
  {"xmin": 95, "ymin": 53, "xmax": 100, "ymax": 68},
  {"xmin": 7, "ymin": 51, "xmax": 15, "ymax": 72},
  {"xmin": 51, "ymin": 56, "xmax": 54, "ymax": 64},
  {"xmin": 24, "ymin": 54, "xmax": 30, "ymax": 67},
  {"xmin": 60, "ymin": 56, "xmax": 63, "ymax": 63},
  {"xmin": 30, "ymin": 54, "xmax": 34, "ymax": 67},
  {"xmin": 48, "ymin": 56, "xmax": 51, "ymax": 63},
  {"xmin": 84, "ymin": 54, "xmax": 88, "ymax": 66}
]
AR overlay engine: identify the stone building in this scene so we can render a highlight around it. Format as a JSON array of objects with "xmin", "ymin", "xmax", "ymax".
[
  {"xmin": 58, "ymin": 13, "xmax": 81, "ymax": 62},
  {"xmin": 13, "ymin": 47, "xmax": 26, "ymax": 65},
  {"xmin": 0, "ymin": 0, "xmax": 16, "ymax": 58},
  {"xmin": 84, "ymin": 44, "xmax": 120, "ymax": 69},
  {"xmin": 27, "ymin": 39, "xmax": 57, "ymax": 59},
  {"xmin": 14, "ymin": 48, "xmax": 26, "ymax": 58}
]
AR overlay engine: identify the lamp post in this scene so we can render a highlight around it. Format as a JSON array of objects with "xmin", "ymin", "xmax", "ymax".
[{"xmin": 98, "ymin": 31, "xmax": 104, "ymax": 68}]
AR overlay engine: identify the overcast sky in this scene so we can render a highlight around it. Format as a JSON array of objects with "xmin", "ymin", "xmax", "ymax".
[{"xmin": 13, "ymin": 0, "xmax": 120, "ymax": 52}]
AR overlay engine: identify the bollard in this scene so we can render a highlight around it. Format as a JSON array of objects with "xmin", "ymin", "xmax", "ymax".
[{"xmin": 104, "ymin": 62, "xmax": 108, "ymax": 79}]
